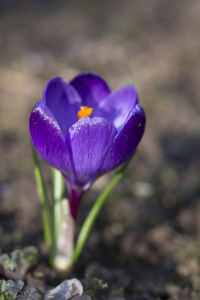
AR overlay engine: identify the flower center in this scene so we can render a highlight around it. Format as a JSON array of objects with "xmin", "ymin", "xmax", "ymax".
[{"xmin": 77, "ymin": 106, "xmax": 93, "ymax": 119}]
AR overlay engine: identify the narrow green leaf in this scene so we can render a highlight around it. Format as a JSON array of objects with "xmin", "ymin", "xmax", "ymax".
[
  {"xmin": 72, "ymin": 161, "xmax": 129, "ymax": 264},
  {"xmin": 30, "ymin": 141, "xmax": 53, "ymax": 250},
  {"xmin": 51, "ymin": 168, "xmax": 65, "ymax": 238}
]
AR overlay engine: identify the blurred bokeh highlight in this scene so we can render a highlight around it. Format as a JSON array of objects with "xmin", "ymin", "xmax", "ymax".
[{"xmin": 0, "ymin": 0, "xmax": 200, "ymax": 297}]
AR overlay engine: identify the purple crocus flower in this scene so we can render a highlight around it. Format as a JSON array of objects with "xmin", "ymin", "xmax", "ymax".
[{"xmin": 29, "ymin": 72, "xmax": 145, "ymax": 219}]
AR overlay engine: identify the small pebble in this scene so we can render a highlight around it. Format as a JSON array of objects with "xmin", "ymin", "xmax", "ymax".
[{"xmin": 46, "ymin": 278, "xmax": 84, "ymax": 300}]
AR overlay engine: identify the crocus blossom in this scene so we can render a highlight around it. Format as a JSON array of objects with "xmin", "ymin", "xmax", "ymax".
[{"xmin": 30, "ymin": 72, "xmax": 145, "ymax": 218}]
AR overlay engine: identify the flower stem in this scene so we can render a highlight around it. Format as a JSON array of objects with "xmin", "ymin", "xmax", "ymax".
[
  {"xmin": 30, "ymin": 141, "xmax": 53, "ymax": 257},
  {"xmin": 72, "ymin": 161, "xmax": 129, "ymax": 265},
  {"xmin": 69, "ymin": 187, "xmax": 84, "ymax": 220},
  {"xmin": 51, "ymin": 168, "xmax": 76, "ymax": 272},
  {"xmin": 52, "ymin": 198, "xmax": 75, "ymax": 272}
]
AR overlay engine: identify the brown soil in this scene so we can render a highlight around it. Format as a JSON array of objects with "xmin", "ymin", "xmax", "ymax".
[{"xmin": 1, "ymin": 1, "xmax": 200, "ymax": 299}]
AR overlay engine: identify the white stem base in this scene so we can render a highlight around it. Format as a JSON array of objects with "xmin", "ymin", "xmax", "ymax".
[{"xmin": 53, "ymin": 199, "xmax": 75, "ymax": 273}]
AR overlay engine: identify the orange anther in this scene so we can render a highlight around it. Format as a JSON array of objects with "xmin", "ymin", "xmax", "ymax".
[{"xmin": 77, "ymin": 106, "xmax": 93, "ymax": 119}]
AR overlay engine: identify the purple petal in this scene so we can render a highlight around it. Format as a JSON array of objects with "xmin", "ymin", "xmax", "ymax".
[
  {"xmin": 66, "ymin": 116, "xmax": 117, "ymax": 187},
  {"xmin": 43, "ymin": 77, "xmax": 82, "ymax": 137},
  {"xmin": 70, "ymin": 72, "xmax": 111, "ymax": 109},
  {"xmin": 29, "ymin": 101, "xmax": 73, "ymax": 178},
  {"xmin": 95, "ymin": 85, "xmax": 138, "ymax": 131},
  {"xmin": 100, "ymin": 104, "xmax": 145, "ymax": 173}
]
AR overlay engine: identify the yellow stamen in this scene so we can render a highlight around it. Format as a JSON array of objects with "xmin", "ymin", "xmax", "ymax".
[{"xmin": 77, "ymin": 106, "xmax": 93, "ymax": 119}]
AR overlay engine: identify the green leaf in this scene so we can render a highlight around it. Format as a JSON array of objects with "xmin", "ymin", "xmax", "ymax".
[
  {"xmin": 73, "ymin": 161, "xmax": 130, "ymax": 264},
  {"xmin": 30, "ymin": 141, "xmax": 53, "ymax": 252},
  {"xmin": 51, "ymin": 168, "xmax": 65, "ymax": 238}
]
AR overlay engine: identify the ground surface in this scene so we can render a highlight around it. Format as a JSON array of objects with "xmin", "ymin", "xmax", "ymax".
[{"xmin": 0, "ymin": 1, "xmax": 200, "ymax": 299}]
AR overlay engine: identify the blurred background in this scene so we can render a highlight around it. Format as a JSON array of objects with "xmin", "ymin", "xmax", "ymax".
[{"xmin": 0, "ymin": 0, "xmax": 200, "ymax": 298}]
